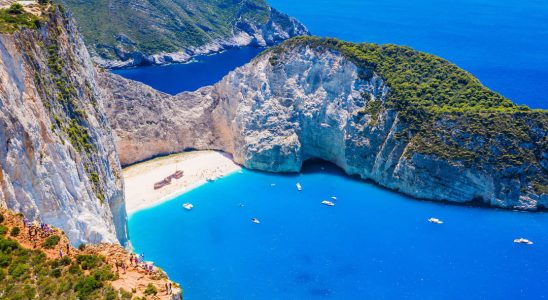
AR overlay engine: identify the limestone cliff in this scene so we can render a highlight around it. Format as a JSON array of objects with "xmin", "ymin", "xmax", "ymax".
[
  {"xmin": 105, "ymin": 38, "xmax": 547, "ymax": 210},
  {"xmin": 63, "ymin": 0, "xmax": 309, "ymax": 68},
  {"xmin": 0, "ymin": 6, "xmax": 128, "ymax": 245}
]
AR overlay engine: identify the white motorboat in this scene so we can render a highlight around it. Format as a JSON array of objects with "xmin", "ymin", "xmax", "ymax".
[
  {"xmin": 251, "ymin": 218, "xmax": 261, "ymax": 224},
  {"xmin": 514, "ymin": 238, "xmax": 533, "ymax": 245},
  {"xmin": 296, "ymin": 183, "xmax": 302, "ymax": 191},
  {"xmin": 183, "ymin": 203, "xmax": 194, "ymax": 210},
  {"xmin": 428, "ymin": 218, "xmax": 443, "ymax": 224},
  {"xmin": 331, "ymin": 196, "xmax": 337, "ymax": 201},
  {"xmin": 206, "ymin": 177, "xmax": 216, "ymax": 182},
  {"xmin": 321, "ymin": 200, "xmax": 335, "ymax": 206}
]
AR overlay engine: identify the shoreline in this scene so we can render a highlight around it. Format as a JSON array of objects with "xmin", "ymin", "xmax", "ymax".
[{"xmin": 123, "ymin": 150, "xmax": 241, "ymax": 215}]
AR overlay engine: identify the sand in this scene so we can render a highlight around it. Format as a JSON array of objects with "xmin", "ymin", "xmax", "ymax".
[{"xmin": 123, "ymin": 150, "xmax": 242, "ymax": 214}]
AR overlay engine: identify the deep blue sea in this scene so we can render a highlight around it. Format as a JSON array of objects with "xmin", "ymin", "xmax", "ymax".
[
  {"xmin": 113, "ymin": 0, "xmax": 547, "ymax": 108},
  {"xmin": 112, "ymin": 47, "xmax": 264, "ymax": 95},
  {"xmin": 129, "ymin": 162, "xmax": 548, "ymax": 300}
]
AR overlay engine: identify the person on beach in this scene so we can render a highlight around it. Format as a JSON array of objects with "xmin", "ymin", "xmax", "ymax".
[
  {"xmin": 165, "ymin": 283, "xmax": 169, "ymax": 295},
  {"xmin": 66, "ymin": 243, "xmax": 70, "ymax": 255},
  {"xmin": 59, "ymin": 249, "xmax": 63, "ymax": 258},
  {"xmin": 168, "ymin": 282, "xmax": 172, "ymax": 294}
]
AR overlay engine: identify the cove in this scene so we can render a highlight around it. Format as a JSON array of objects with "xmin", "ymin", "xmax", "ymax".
[
  {"xmin": 111, "ymin": 47, "xmax": 264, "ymax": 95},
  {"xmin": 128, "ymin": 162, "xmax": 547, "ymax": 299}
]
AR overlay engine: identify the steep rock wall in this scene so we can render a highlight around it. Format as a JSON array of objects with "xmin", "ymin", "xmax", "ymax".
[
  {"xmin": 0, "ymin": 8, "xmax": 128, "ymax": 245},
  {"xmin": 105, "ymin": 44, "xmax": 547, "ymax": 210}
]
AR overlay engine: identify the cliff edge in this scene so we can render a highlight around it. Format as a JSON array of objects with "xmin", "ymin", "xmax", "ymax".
[
  {"xmin": 0, "ymin": 4, "xmax": 128, "ymax": 245},
  {"xmin": 105, "ymin": 37, "xmax": 547, "ymax": 210}
]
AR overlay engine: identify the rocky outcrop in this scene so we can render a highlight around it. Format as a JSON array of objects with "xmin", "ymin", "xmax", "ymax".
[
  {"xmin": 64, "ymin": 0, "xmax": 309, "ymax": 69},
  {"xmin": 0, "ymin": 7, "xmax": 128, "ymax": 245},
  {"xmin": 105, "ymin": 39, "xmax": 547, "ymax": 210}
]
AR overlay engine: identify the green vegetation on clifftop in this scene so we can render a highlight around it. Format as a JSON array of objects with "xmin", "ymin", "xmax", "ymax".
[
  {"xmin": 0, "ymin": 3, "xmax": 40, "ymax": 33},
  {"xmin": 267, "ymin": 37, "xmax": 547, "ymax": 191},
  {"xmin": 61, "ymin": 0, "xmax": 298, "ymax": 62}
]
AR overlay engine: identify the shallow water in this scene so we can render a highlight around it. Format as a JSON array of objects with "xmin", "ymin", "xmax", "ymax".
[{"xmin": 129, "ymin": 162, "xmax": 548, "ymax": 300}]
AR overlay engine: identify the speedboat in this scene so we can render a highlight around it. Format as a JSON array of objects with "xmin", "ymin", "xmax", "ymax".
[
  {"xmin": 428, "ymin": 218, "xmax": 443, "ymax": 224},
  {"xmin": 321, "ymin": 200, "xmax": 335, "ymax": 206},
  {"xmin": 296, "ymin": 183, "xmax": 302, "ymax": 191},
  {"xmin": 251, "ymin": 218, "xmax": 260, "ymax": 224},
  {"xmin": 183, "ymin": 203, "xmax": 194, "ymax": 210},
  {"xmin": 514, "ymin": 238, "xmax": 533, "ymax": 245},
  {"xmin": 331, "ymin": 196, "xmax": 337, "ymax": 201},
  {"xmin": 206, "ymin": 177, "xmax": 216, "ymax": 182}
]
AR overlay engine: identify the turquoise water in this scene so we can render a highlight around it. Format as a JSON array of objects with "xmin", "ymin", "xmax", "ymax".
[{"xmin": 129, "ymin": 162, "xmax": 548, "ymax": 299}]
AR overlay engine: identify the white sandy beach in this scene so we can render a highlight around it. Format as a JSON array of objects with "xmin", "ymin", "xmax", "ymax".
[{"xmin": 123, "ymin": 151, "xmax": 241, "ymax": 214}]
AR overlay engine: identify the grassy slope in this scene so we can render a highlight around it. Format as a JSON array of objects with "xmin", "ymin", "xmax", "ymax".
[
  {"xmin": 0, "ymin": 5, "xmax": 40, "ymax": 33},
  {"xmin": 267, "ymin": 37, "xmax": 547, "ymax": 191},
  {"xmin": 62, "ymin": 0, "xmax": 274, "ymax": 59}
]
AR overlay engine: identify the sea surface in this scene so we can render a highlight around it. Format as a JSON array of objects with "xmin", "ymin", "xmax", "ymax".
[
  {"xmin": 129, "ymin": 162, "xmax": 548, "ymax": 300},
  {"xmin": 111, "ymin": 47, "xmax": 264, "ymax": 95},
  {"xmin": 113, "ymin": 0, "xmax": 547, "ymax": 108}
]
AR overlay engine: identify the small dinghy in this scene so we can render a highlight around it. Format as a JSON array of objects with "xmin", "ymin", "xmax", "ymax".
[
  {"xmin": 183, "ymin": 203, "xmax": 194, "ymax": 210},
  {"xmin": 321, "ymin": 200, "xmax": 335, "ymax": 206},
  {"xmin": 428, "ymin": 218, "xmax": 443, "ymax": 224},
  {"xmin": 514, "ymin": 238, "xmax": 533, "ymax": 245},
  {"xmin": 251, "ymin": 218, "xmax": 260, "ymax": 224},
  {"xmin": 296, "ymin": 183, "xmax": 302, "ymax": 191}
]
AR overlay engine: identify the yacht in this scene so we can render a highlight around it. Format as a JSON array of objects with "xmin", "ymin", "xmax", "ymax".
[
  {"xmin": 296, "ymin": 183, "xmax": 302, "ymax": 191},
  {"xmin": 514, "ymin": 238, "xmax": 533, "ymax": 245},
  {"xmin": 251, "ymin": 218, "xmax": 260, "ymax": 224},
  {"xmin": 322, "ymin": 200, "xmax": 335, "ymax": 206},
  {"xmin": 428, "ymin": 218, "xmax": 443, "ymax": 224},
  {"xmin": 183, "ymin": 203, "xmax": 194, "ymax": 210}
]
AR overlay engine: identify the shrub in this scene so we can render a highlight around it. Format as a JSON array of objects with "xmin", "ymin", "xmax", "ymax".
[
  {"xmin": 42, "ymin": 235, "xmax": 60, "ymax": 249},
  {"xmin": 50, "ymin": 267, "xmax": 61, "ymax": 278},
  {"xmin": 8, "ymin": 3, "xmax": 24, "ymax": 14},
  {"xmin": 144, "ymin": 283, "xmax": 157, "ymax": 296},
  {"xmin": 10, "ymin": 227, "xmax": 20, "ymax": 237},
  {"xmin": 9, "ymin": 263, "xmax": 30, "ymax": 279},
  {"xmin": 0, "ymin": 238, "xmax": 20, "ymax": 253},
  {"xmin": 0, "ymin": 213, "xmax": 4, "ymax": 223},
  {"xmin": 0, "ymin": 252, "xmax": 10, "ymax": 267},
  {"xmin": 0, "ymin": 225, "xmax": 7, "ymax": 236},
  {"xmin": 78, "ymin": 243, "xmax": 86, "ymax": 251},
  {"xmin": 59, "ymin": 256, "xmax": 72, "ymax": 266},
  {"xmin": 68, "ymin": 262, "xmax": 82, "ymax": 274},
  {"xmin": 76, "ymin": 254, "xmax": 103, "ymax": 270},
  {"xmin": 74, "ymin": 276, "xmax": 102, "ymax": 299}
]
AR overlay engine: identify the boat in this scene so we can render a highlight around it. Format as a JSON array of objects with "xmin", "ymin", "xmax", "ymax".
[
  {"xmin": 251, "ymin": 218, "xmax": 260, "ymax": 224},
  {"xmin": 514, "ymin": 238, "xmax": 533, "ymax": 245},
  {"xmin": 206, "ymin": 177, "xmax": 216, "ymax": 182},
  {"xmin": 182, "ymin": 203, "xmax": 194, "ymax": 210},
  {"xmin": 331, "ymin": 196, "xmax": 337, "ymax": 200},
  {"xmin": 271, "ymin": 183, "xmax": 276, "ymax": 187},
  {"xmin": 428, "ymin": 218, "xmax": 443, "ymax": 224},
  {"xmin": 321, "ymin": 200, "xmax": 335, "ymax": 206},
  {"xmin": 296, "ymin": 183, "xmax": 302, "ymax": 191}
]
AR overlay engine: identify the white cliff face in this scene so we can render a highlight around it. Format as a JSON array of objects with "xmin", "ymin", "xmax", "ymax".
[
  {"xmin": 0, "ymin": 9, "xmax": 127, "ymax": 246},
  {"xmin": 105, "ymin": 44, "xmax": 547, "ymax": 210}
]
